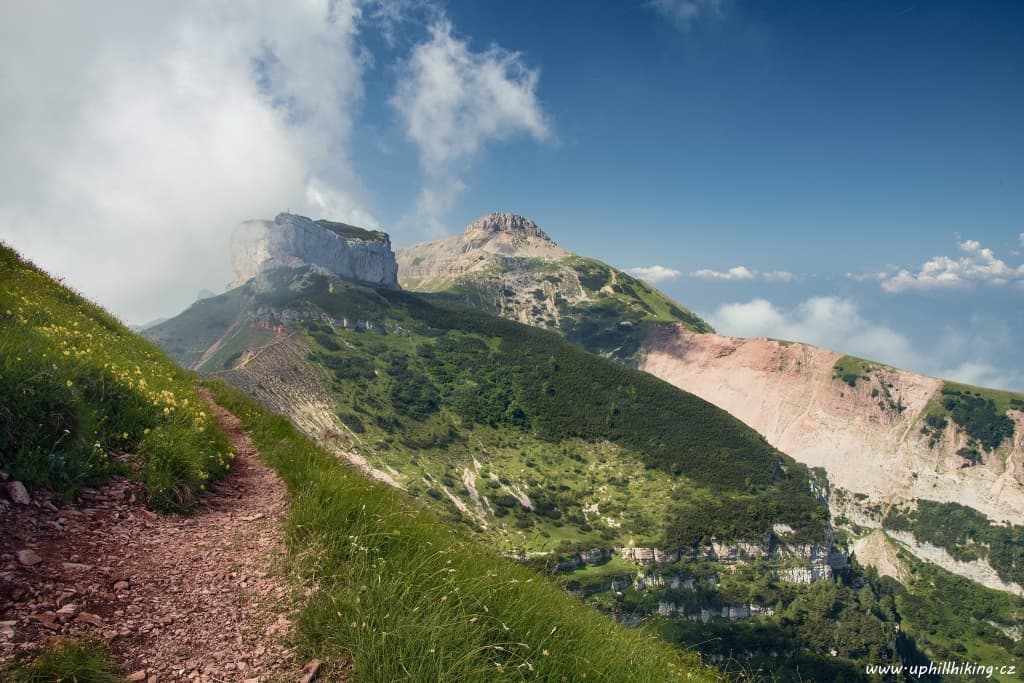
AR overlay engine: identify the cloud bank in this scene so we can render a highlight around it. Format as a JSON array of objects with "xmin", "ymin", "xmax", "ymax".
[
  {"xmin": 709, "ymin": 297, "xmax": 1024, "ymax": 391},
  {"xmin": 392, "ymin": 20, "xmax": 550, "ymax": 232},
  {"xmin": 870, "ymin": 238, "xmax": 1024, "ymax": 293},
  {"xmin": 627, "ymin": 265, "xmax": 682, "ymax": 283},
  {"xmin": 0, "ymin": 1, "xmax": 376, "ymax": 323},
  {"xmin": 691, "ymin": 266, "xmax": 794, "ymax": 282}
]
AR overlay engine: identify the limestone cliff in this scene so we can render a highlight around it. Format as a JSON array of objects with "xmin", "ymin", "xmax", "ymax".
[{"xmin": 230, "ymin": 213, "xmax": 398, "ymax": 290}]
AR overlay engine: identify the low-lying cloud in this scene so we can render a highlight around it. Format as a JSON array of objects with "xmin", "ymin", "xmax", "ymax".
[
  {"xmin": 709, "ymin": 296, "xmax": 1024, "ymax": 391},
  {"xmin": 867, "ymin": 238, "xmax": 1024, "ymax": 293},
  {"xmin": 627, "ymin": 265, "xmax": 682, "ymax": 283},
  {"xmin": 0, "ymin": 1, "xmax": 375, "ymax": 323},
  {"xmin": 691, "ymin": 266, "xmax": 793, "ymax": 282}
]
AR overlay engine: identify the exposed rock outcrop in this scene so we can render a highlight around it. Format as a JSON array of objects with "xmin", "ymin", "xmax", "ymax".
[
  {"xmin": 396, "ymin": 212, "xmax": 712, "ymax": 355},
  {"xmin": 887, "ymin": 530, "xmax": 1024, "ymax": 595},
  {"xmin": 397, "ymin": 212, "xmax": 570, "ymax": 293},
  {"xmin": 230, "ymin": 213, "xmax": 398, "ymax": 290},
  {"xmin": 660, "ymin": 603, "xmax": 776, "ymax": 622},
  {"xmin": 639, "ymin": 326, "xmax": 1024, "ymax": 526},
  {"xmin": 617, "ymin": 536, "xmax": 842, "ymax": 585}
]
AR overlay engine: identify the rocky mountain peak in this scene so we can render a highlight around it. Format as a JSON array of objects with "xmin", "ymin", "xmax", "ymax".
[
  {"xmin": 229, "ymin": 212, "xmax": 399, "ymax": 289},
  {"xmin": 463, "ymin": 212, "xmax": 555, "ymax": 243}
]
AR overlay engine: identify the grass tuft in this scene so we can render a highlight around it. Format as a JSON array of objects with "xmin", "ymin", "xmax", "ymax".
[{"xmin": 11, "ymin": 639, "xmax": 123, "ymax": 683}]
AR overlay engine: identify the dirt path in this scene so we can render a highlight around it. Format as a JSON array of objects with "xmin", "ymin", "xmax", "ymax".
[{"xmin": 1, "ymin": 394, "xmax": 332, "ymax": 682}]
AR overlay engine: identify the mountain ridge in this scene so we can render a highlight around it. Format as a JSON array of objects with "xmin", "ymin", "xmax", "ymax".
[
  {"xmin": 397, "ymin": 212, "xmax": 713, "ymax": 363},
  {"xmin": 396, "ymin": 211, "xmax": 1024, "ymax": 598}
]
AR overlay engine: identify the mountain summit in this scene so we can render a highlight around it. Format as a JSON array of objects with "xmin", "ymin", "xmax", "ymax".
[
  {"xmin": 398, "ymin": 213, "xmax": 569, "ymax": 289},
  {"xmin": 397, "ymin": 212, "xmax": 711, "ymax": 361},
  {"xmin": 462, "ymin": 211, "xmax": 556, "ymax": 243}
]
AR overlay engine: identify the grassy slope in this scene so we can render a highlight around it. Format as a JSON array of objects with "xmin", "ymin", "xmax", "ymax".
[
  {"xmin": 0, "ymin": 244, "xmax": 231, "ymax": 509},
  {"xmin": 192, "ymin": 270, "xmax": 826, "ymax": 548},
  {"xmin": 884, "ymin": 500, "xmax": 1024, "ymax": 587},
  {"xmin": 208, "ymin": 380, "xmax": 719, "ymax": 682},
  {"xmin": 921, "ymin": 381, "xmax": 1021, "ymax": 453},
  {"xmin": 1, "ymin": 242, "xmax": 719, "ymax": 681},
  {"xmin": 890, "ymin": 545, "xmax": 1024, "ymax": 680},
  {"xmin": 414, "ymin": 254, "xmax": 713, "ymax": 362},
  {"xmin": 315, "ymin": 219, "xmax": 389, "ymax": 243},
  {"xmin": 145, "ymin": 287, "xmax": 247, "ymax": 369}
]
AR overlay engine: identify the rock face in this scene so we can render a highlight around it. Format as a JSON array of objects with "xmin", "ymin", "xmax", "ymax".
[
  {"xmin": 397, "ymin": 211, "xmax": 570, "ymax": 291},
  {"xmin": 230, "ymin": 213, "xmax": 398, "ymax": 290},
  {"xmin": 397, "ymin": 212, "xmax": 711, "ymax": 358},
  {"xmin": 617, "ymin": 537, "xmax": 842, "ymax": 585},
  {"xmin": 638, "ymin": 326, "xmax": 1024, "ymax": 527}
]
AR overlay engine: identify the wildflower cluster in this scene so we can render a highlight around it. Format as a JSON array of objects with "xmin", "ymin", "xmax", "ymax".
[{"xmin": 0, "ymin": 244, "xmax": 230, "ymax": 509}]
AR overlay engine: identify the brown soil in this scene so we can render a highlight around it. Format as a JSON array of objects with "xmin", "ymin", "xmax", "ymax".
[{"xmin": 0, "ymin": 393, "xmax": 344, "ymax": 682}]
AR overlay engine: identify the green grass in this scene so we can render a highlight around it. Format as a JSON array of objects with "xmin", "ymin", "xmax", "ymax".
[
  {"xmin": 0, "ymin": 243, "xmax": 232, "ymax": 509},
  {"xmin": 197, "ymin": 321, "xmax": 278, "ymax": 372},
  {"xmin": 939, "ymin": 381, "xmax": 1024, "ymax": 416},
  {"xmin": 144, "ymin": 288, "xmax": 246, "ymax": 369},
  {"xmin": 890, "ymin": 548, "xmax": 1024, "ymax": 679},
  {"xmin": 315, "ymin": 219, "xmax": 390, "ymax": 243},
  {"xmin": 558, "ymin": 257, "xmax": 713, "ymax": 357},
  {"xmin": 831, "ymin": 355, "xmax": 885, "ymax": 388},
  {"xmin": 921, "ymin": 381, "xmax": 1021, "ymax": 452},
  {"xmin": 9, "ymin": 639, "xmax": 123, "ymax": 683},
  {"xmin": 185, "ymin": 270, "xmax": 826, "ymax": 547},
  {"xmin": 207, "ymin": 379, "xmax": 720, "ymax": 682}
]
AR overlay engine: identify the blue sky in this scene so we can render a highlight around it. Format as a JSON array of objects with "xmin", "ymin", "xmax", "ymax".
[{"xmin": 1, "ymin": 0, "xmax": 1022, "ymax": 389}]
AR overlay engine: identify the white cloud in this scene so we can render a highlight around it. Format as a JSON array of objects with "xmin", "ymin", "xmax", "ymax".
[
  {"xmin": 391, "ymin": 19, "xmax": 550, "ymax": 232},
  {"xmin": 708, "ymin": 297, "xmax": 1024, "ymax": 391},
  {"xmin": 691, "ymin": 266, "xmax": 794, "ymax": 282},
  {"xmin": 649, "ymin": 0, "xmax": 728, "ymax": 30},
  {"xmin": 710, "ymin": 297, "xmax": 920, "ymax": 369},
  {"xmin": 846, "ymin": 268, "xmax": 895, "ymax": 283},
  {"xmin": 693, "ymin": 265, "xmax": 755, "ymax": 281},
  {"xmin": 0, "ymin": 1, "xmax": 379, "ymax": 323},
  {"xmin": 627, "ymin": 265, "xmax": 682, "ymax": 283},
  {"xmin": 878, "ymin": 238, "xmax": 1024, "ymax": 293},
  {"xmin": 762, "ymin": 271, "xmax": 795, "ymax": 283}
]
